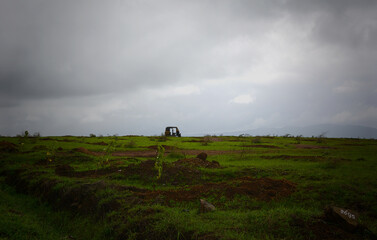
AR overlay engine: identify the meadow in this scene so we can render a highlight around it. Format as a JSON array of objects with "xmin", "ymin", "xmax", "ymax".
[{"xmin": 0, "ymin": 134, "xmax": 376, "ymax": 240}]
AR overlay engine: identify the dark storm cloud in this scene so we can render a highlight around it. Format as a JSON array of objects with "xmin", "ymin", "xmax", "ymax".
[
  {"xmin": 0, "ymin": 0, "xmax": 204, "ymax": 101},
  {"xmin": 1, "ymin": 0, "xmax": 377, "ymax": 135}
]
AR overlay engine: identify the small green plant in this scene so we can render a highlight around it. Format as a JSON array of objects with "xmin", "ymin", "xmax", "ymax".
[
  {"xmin": 23, "ymin": 130, "xmax": 29, "ymax": 138},
  {"xmin": 89, "ymin": 133, "xmax": 97, "ymax": 137},
  {"xmin": 46, "ymin": 141, "xmax": 58, "ymax": 163},
  {"xmin": 202, "ymin": 135, "xmax": 213, "ymax": 146},
  {"xmin": 18, "ymin": 130, "xmax": 30, "ymax": 151},
  {"xmin": 316, "ymin": 132, "xmax": 327, "ymax": 143},
  {"xmin": 98, "ymin": 140, "xmax": 115, "ymax": 168},
  {"xmin": 155, "ymin": 145, "xmax": 165, "ymax": 180}
]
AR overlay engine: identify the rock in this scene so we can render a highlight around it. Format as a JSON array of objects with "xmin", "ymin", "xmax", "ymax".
[
  {"xmin": 200, "ymin": 199, "xmax": 216, "ymax": 213},
  {"xmin": 196, "ymin": 152, "xmax": 208, "ymax": 161},
  {"xmin": 325, "ymin": 206, "xmax": 359, "ymax": 231},
  {"xmin": 55, "ymin": 164, "xmax": 75, "ymax": 177}
]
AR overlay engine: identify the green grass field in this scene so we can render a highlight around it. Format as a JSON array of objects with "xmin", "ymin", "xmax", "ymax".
[{"xmin": 0, "ymin": 135, "xmax": 376, "ymax": 239}]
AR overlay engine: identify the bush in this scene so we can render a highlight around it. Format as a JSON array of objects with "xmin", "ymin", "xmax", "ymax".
[
  {"xmin": 124, "ymin": 140, "xmax": 137, "ymax": 148},
  {"xmin": 202, "ymin": 135, "xmax": 213, "ymax": 146},
  {"xmin": 252, "ymin": 136, "xmax": 262, "ymax": 144}
]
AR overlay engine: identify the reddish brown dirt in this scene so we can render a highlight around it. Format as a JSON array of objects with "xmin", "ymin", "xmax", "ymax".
[
  {"xmin": 0, "ymin": 141, "xmax": 19, "ymax": 153},
  {"xmin": 112, "ymin": 151, "xmax": 157, "ymax": 157},
  {"xmin": 179, "ymin": 149, "xmax": 240, "ymax": 156},
  {"xmin": 66, "ymin": 159, "xmax": 204, "ymax": 186},
  {"xmin": 74, "ymin": 145, "xmax": 256, "ymax": 158},
  {"xmin": 122, "ymin": 160, "xmax": 203, "ymax": 185},
  {"xmin": 90, "ymin": 141, "xmax": 108, "ymax": 146},
  {"xmin": 174, "ymin": 158, "xmax": 220, "ymax": 168},
  {"xmin": 147, "ymin": 145, "xmax": 180, "ymax": 151},
  {"xmin": 74, "ymin": 147, "xmax": 102, "ymax": 156},
  {"xmin": 139, "ymin": 176, "xmax": 296, "ymax": 202},
  {"xmin": 242, "ymin": 145, "xmax": 280, "ymax": 149},
  {"xmin": 183, "ymin": 137, "xmax": 224, "ymax": 143}
]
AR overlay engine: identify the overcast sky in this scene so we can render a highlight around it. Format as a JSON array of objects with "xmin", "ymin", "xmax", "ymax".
[{"xmin": 1, "ymin": 0, "xmax": 377, "ymax": 136}]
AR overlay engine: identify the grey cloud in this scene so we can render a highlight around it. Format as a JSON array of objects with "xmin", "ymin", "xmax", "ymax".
[{"xmin": 1, "ymin": 0, "xmax": 377, "ymax": 135}]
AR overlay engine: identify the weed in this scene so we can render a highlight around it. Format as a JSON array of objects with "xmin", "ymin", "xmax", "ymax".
[
  {"xmin": 252, "ymin": 136, "xmax": 262, "ymax": 143},
  {"xmin": 202, "ymin": 135, "xmax": 213, "ymax": 146},
  {"xmin": 32, "ymin": 132, "xmax": 41, "ymax": 138},
  {"xmin": 295, "ymin": 135, "xmax": 302, "ymax": 144},
  {"xmin": 124, "ymin": 140, "xmax": 137, "ymax": 148},
  {"xmin": 316, "ymin": 132, "xmax": 327, "ymax": 143},
  {"xmin": 155, "ymin": 145, "xmax": 165, "ymax": 180},
  {"xmin": 46, "ymin": 141, "xmax": 58, "ymax": 163},
  {"xmin": 98, "ymin": 140, "xmax": 115, "ymax": 169}
]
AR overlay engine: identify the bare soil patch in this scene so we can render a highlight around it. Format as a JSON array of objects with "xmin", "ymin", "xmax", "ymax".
[
  {"xmin": 174, "ymin": 158, "xmax": 220, "ymax": 168},
  {"xmin": 242, "ymin": 145, "xmax": 280, "ymax": 149},
  {"xmin": 90, "ymin": 141, "xmax": 108, "ymax": 146},
  {"xmin": 122, "ymin": 160, "xmax": 203, "ymax": 185},
  {"xmin": 147, "ymin": 145, "xmax": 180, "ymax": 151},
  {"xmin": 139, "ymin": 176, "xmax": 296, "ymax": 203},
  {"xmin": 73, "ymin": 147, "xmax": 102, "ymax": 156},
  {"xmin": 0, "ymin": 141, "xmax": 19, "ymax": 153},
  {"xmin": 74, "ymin": 147, "xmax": 242, "ymax": 158}
]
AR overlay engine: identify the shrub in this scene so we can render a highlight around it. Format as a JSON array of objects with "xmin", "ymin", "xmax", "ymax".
[
  {"xmin": 252, "ymin": 136, "xmax": 262, "ymax": 144},
  {"xmin": 316, "ymin": 132, "xmax": 327, "ymax": 143},
  {"xmin": 295, "ymin": 135, "xmax": 302, "ymax": 144},
  {"xmin": 124, "ymin": 140, "xmax": 137, "ymax": 148},
  {"xmin": 202, "ymin": 135, "xmax": 213, "ymax": 146},
  {"xmin": 33, "ymin": 132, "xmax": 41, "ymax": 137}
]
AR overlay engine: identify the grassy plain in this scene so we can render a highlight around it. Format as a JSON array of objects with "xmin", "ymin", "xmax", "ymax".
[{"xmin": 0, "ymin": 135, "xmax": 376, "ymax": 239}]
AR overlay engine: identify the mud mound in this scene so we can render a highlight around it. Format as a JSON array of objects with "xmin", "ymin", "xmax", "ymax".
[
  {"xmin": 91, "ymin": 141, "xmax": 108, "ymax": 146},
  {"xmin": 73, "ymin": 147, "xmax": 102, "ymax": 156},
  {"xmin": 123, "ymin": 160, "xmax": 203, "ymax": 185},
  {"xmin": 242, "ymin": 145, "xmax": 280, "ymax": 149},
  {"xmin": 196, "ymin": 152, "xmax": 208, "ymax": 160},
  {"xmin": 147, "ymin": 145, "xmax": 179, "ymax": 151},
  {"xmin": 140, "ymin": 176, "xmax": 296, "ymax": 202},
  {"xmin": 174, "ymin": 158, "xmax": 220, "ymax": 168},
  {"xmin": 0, "ymin": 141, "xmax": 19, "ymax": 153},
  {"xmin": 61, "ymin": 166, "xmax": 122, "ymax": 178},
  {"xmin": 32, "ymin": 145, "xmax": 48, "ymax": 151}
]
